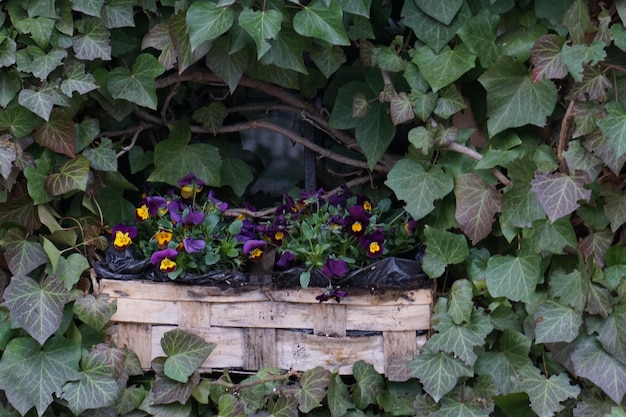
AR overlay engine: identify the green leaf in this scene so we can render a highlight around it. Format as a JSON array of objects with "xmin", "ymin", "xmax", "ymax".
[
  {"xmin": 385, "ymin": 159, "xmax": 454, "ymax": 220},
  {"xmin": 563, "ymin": 0, "xmax": 595, "ymax": 44},
  {"xmin": 0, "ymin": 336, "xmax": 80, "ymax": 416},
  {"xmin": 83, "ymin": 137, "xmax": 117, "ymax": 171},
  {"xmin": 336, "ymin": 0, "xmax": 371, "ymax": 17},
  {"xmin": 516, "ymin": 367, "xmax": 581, "ymax": 417},
  {"xmin": 73, "ymin": 17, "xmax": 111, "ymax": 61},
  {"xmin": 422, "ymin": 226, "xmax": 469, "ymax": 278},
  {"xmin": 474, "ymin": 330, "xmax": 532, "ymax": 395},
  {"xmin": 217, "ymin": 394, "xmax": 246, "ymax": 417},
  {"xmin": 412, "ymin": 44, "xmax": 476, "ymax": 93},
  {"xmin": 296, "ymin": 367, "xmax": 331, "ymax": 413},
  {"xmin": 534, "ymin": 301, "xmax": 583, "ymax": 344},
  {"xmin": 18, "ymin": 87, "xmax": 55, "ymax": 121},
  {"xmin": 0, "ymin": 37, "xmax": 17, "ymax": 68},
  {"xmin": 355, "ymin": 100, "xmax": 395, "ymax": 169},
  {"xmin": 351, "ymin": 361, "xmax": 385, "ymax": 409},
  {"xmin": 401, "ymin": 1, "xmax": 470, "ymax": 53},
  {"xmin": 457, "ymin": 10, "xmax": 500, "ymax": 67},
  {"xmin": 148, "ymin": 120, "xmax": 222, "ymax": 187},
  {"xmin": 410, "ymin": 91, "xmax": 437, "ymax": 122},
  {"xmin": 138, "ymin": 389, "xmax": 193, "ymax": 416},
  {"xmin": 60, "ymin": 63, "xmax": 98, "ymax": 96},
  {"xmin": 431, "ymin": 396, "xmax": 492, "ymax": 417},
  {"xmin": 293, "ymin": 0, "xmax": 350, "ymax": 46},
  {"xmin": 268, "ymin": 395, "xmax": 298, "ymax": 417},
  {"xmin": 73, "ymin": 293, "xmax": 117, "ymax": 330},
  {"xmin": 454, "ymin": 173, "xmax": 501, "ymax": 245},
  {"xmin": 485, "ymin": 253, "xmax": 541, "ymax": 303},
  {"xmin": 23, "ymin": 46, "xmax": 66, "ymax": 81},
  {"xmin": 310, "ymin": 43, "xmax": 347, "ymax": 79},
  {"xmin": 598, "ymin": 101, "xmax": 626, "ymax": 159},
  {"xmin": 0, "ymin": 195, "xmax": 41, "ymax": 233},
  {"xmin": 549, "ymin": 269, "xmax": 588, "ymax": 312},
  {"xmin": 579, "ymin": 229, "xmax": 613, "ymax": 269},
  {"xmin": 602, "ymin": 186, "xmax": 626, "ymax": 232},
  {"xmin": 102, "ymin": 0, "xmax": 135, "ymax": 29},
  {"xmin": 34, "ymin": 108, "xmax": 75, "ymax": 157},
  {"xmin": 71, "ymin": 0, "xmax": 104, "ymax": 16},
  {"xmin": 220, "ymin": 157, "xmax": 253, "ymax": 197},
  {"xmin": 597, "ymin": 303, "xmax": 626, "ymax": 365},
  {"xmin": 572, "ymin": 336, "xmax": 626, "ymax": 404},
  {"xmin": 428, "ymin": 308, "xmax": 494, "ymax": 367},
  {"xmin": 376, "ymin": 46, "xmax": 407, "ymax": 72},
  {"xmin": 568, "ymin": 65, "xmax": 610, "ymax": 102},
  {"xmin": 530, "ymin": 34, "xmax": 567, "ymax": 81},
  {"xmin": 3, "ymin": 275, "xmax": 70, "ymax": 345},
  {"xmin": 141, "ymin": 23, "xmax": 176, "ymax": 71},
  {"xmin": 0, "ymin": 134, "xmax": 16, "ymax": 180},
  {"xmin": 107, "ymin": 53, "xmax": 165, "ymax": 110},
  {"xmin": 206, "ymin": 35, "xmax": 250, "ymax": 93},
  {"xmin": 563, "ymin": 139, "xmax": 603, "ymax": 182},
  {"xmin": 239, "ymin": 8, "xmax": 282, "ymax": 59},
  {"xmin": 152, "ymin": 370, "xmax": 201, "ymax": 405},
  {"xmin": 530, "ymin": 171, "xmax": 591, "ymax": 222},
  {"xmin": 561, "ymin": 40, "xmax": 606, "ymax": 82},
  {"xmin": 434, "ymin": 84, "xmax": 467, "ymax": 119},
  {"xmin": 186, "ymin": 2, "xmax": 235, "ymax": 51},
  {"xmin": 162, "ymin": 328, "xmax": 215, "ymax": 383},
  {"xmin": 192, "ymin": 102, "xmax": 228, "ymax": 134},
  {"xmin": 45, "ymin": 155, "xmax": 91, "ymax": 196},
  {"xmin": 261, "ymin": 27, "xmax": 307, "ymax": 74},
  {"xmin": 0, "ymin": 105, "xmax": 42, "ymax": 137},
  {"xmin": 0, "ymin": 69, "xmax": 21, "ymax": 107},
  {"xmin": 74, "ymin": 117, "xmax": 99, "ymax": 153},
  {"xmin": 60, "ymin": 349, "xmax": 119, "ymax": 415},
  {"xmin": 169, "ymin": 13, "xmax": 206, "ymax": 74},
  {"xmin": 500, "ymin": 159, "xmax": 545, "ymax": 229},
  {"xmin": 57, "ymin": 252, "xmax": 90, "ymax": 289},
  {"xmin": 415, "ymin": 0, "xmax": 462, "ymax": 25},
  {"xmin": 448, "ymin": 279, "xmax": 474, "ymax": 325},
  {"xmin": 479, "ymin": 56, "xmax": 557, "ymax": 136},
  {"xmin": 327, "ymin": 373, "xmax": 354, "ymax": 417},
  {"xmin": 408, "ymin": 351, "xmax": 473, "ymax": 402},
  {"xmin": 2, "ymin": 228, "xmax": 48, "ymax": 276}
]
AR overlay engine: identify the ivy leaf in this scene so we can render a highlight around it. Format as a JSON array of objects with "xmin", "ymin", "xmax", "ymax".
[
  {"xmin": 0, "ymin": 135, "xmax": 16, "ymax": 180},
  {"xmin": 454, "ymin": 173, "xmax": 501, "ymax": 244},
  {"xmin": 563, "ymin": 0, "xmax": 595, "ymax": 45},
  {"xmin": 336, "ymin": 0, "xmax": 371, "ymax": 17},
  {"xmin": 386, "ymin": 159, "xmax": 454, "ymax": 220},
  {"xmin": 376, "ymin": 46, "xmax": 407, "ymax": 72},
  {"xmin": 355, "ymin": 100, "xmax": 395, "ymax": 170},
  {"xmin": 239, "ymin": 8, "xmax": 282, "ymax": 59},
  {"xmin": 422, "ymin": 226, "xmax": 469, "ymax": 279},
  {"xmin": 561, "ymin": 40, "xmax": 606, "ymax": 82},
  {"xmin": 434, "ymin": 84, "xmax": 467, "ymax": 119},
  {"xmin": 0, "ymin": 37, "xmax": 17, "ymax": 68},
  {"xmin": 534, "ymin": 301, "xmax": 583, "ymax": 344},
  {"xmin": 479, "ymin": 56, "xmax": 557, "ymax": 137},
  {"xmin": 192, "ymin": 102, "xmax": 228, "ymax": 134},
  {"xmin": 3, "ymin": 275, "xmax": 70, "ymax": 345},
  {"xmin": 548, "ymin": 269, "xmax": 588, "ymax": 312},
  {"xmin": 401, "ymin": 1, "xmax": 470, "ymax": 53},
  {"xmin": 327, "ymin": 373, "xmax": 354, "ymax": 417},
  {"xmin": 18, "ymin": 87, "xmax": 54, "ymax": 121},
  {"xmin": 598, "ymin": 101, "xmax": 626, "ymax": 159},
  {"xmin": 568, "ymin": 65, "xmax": 610, "ymax": 102},
  {"xmin": 0, "ymin": 69, "xmax": 21, "ymax": 107},
  {"xmin": 523, "ymin": 218, "xmax": 577, "ymax": 255},
  {"xmin": 410, "ymin": 91, "xmax": 437, "ymax": 123},
  {"xmin": 295, "ymin": 367, "xmax": 330, "ymax": 413},
  {"xmin": 431, "ymin": 396, "xmax": 492, "ymax": 417},
  {"xmin": 206, "ymin": 35, "xmax": 250, "ymax": 93},
  {"xmin": 34, "ymin": 108, "xmax": 75, "ymax": 157},
  {"xmin": 57, "ymin": 252, "xmax": 90, "ymax": 290},
  {"xmin": 28, "ymin": 47, "xmax": 67, "ymax": 81},
  {"xmin": 73, "ymin": 17, "xmax": 111, "ymax": 61},
  {"xmin": 220, "ymin": 157, "xmax": 253, "ymax": 197},
  {"xmin": 351, "ymin": 361, "xmax": 385, "ymax": 409},
  {"xmin": 148, "ymin": 120, "xmax": 222, "ymax": 187},
  {"xmin": 82, "ymin": 137, "xmax": 117, "ymax": 172},
  {"xmin": 516, "ymin": 367, "xmax": 581, "ymax": 417},
  {"xmin": 73, "ymin": 294, "xmax": 117, "ymax": 331},
  {"xmin": 457, "ymin": 11, "xmax": 500, "ymax": 67},
  {"xmin": 530, "ymin": 34, "xmax": 567, "ymax": 81},
  {"xmin": 427, "ymin": 309, "xmax": 494, "ymax": 367},
  {"xmin": 572, "ymin": 336, "xmax": 626, "ymax": 404},
  {"xmin": 60, "ymin": 349, "xmax": 119, "ymax": 415},
  {"xmin": 474, "ymin": 330, "xmax": 532, "ymax": 395},
  {"xmin": 217, "ymin": 394, "xmax": 246, "ymax": 417},
  {"xmin": 141, "ymin": 23, "xmax": 176, "ymax": 71},
  {"xmin": 101, "ymin": 0, "xmax": 135, "ymax": 29},
  {"xmin": 414, "ymin": 0, "xmax": 463, "ymax": 25},
  {"xmin": 1, "ymin": 228, "xmax": 48, "ymax": 276},
  {"xmin": 390, "ymin": 92, "xmax": 415, "ymax": 125},
  {"xmin": 45, "ymin": 155, "xmax": 90, "ymax": 196},
  {"xmin": 413, "ymin": 44, "xmax": 476, "ymax": 93},
  {"xmin": 268, "ymin": 395, "xmax": 298, "ymax": 417},
  {"xmin": 293, "ymin": 0, "xmax": 350, "ymax": 46},
  {"xmin": 0, "ymin": 336, "xmax": 80, "ymax": 416},
  {"xmin": 107, "ymin": 53, "xmax": 165, "ymax": 110},
  {"xmin": 0, "ymin": 196, "xmax": 41, "ymax": 233},
  {"xmin": 169, "ymin": 13, "xmax": 206, "ymax": 75},
  {"xmin": 161, "ymin": 328, "xmax": 215, "ymax": 383},
  {"xmin": 61, "ymin": 63, "xmax": 98, "ymax": 96},
  {"xmin": 186, "ymin": 2, "xmax": 235, "ymax": 51},
  {"xmin": 602, "ymin": 186, "xmax": 626, "ymax": 232},
  {"xmin": 587, "ymin": 282, "xmax": 613, "ymax": 318},
  {"xmin": 530, "ymin": 171, "xmax": 591, "ymax": 222},
  {"xmin": 448, "ymin": 279, "xmax": 474, "ymax": 325},
  {"xmin": 563, "ymin": 140, "xmax": 603, "ymax": 182},
  {"xmin": 71, "ymin": 0, "xmax": 104, "ymax": 16},
  {"xmin": 485, "ymin": 253, "xmax": 541, "ymax": 303},
  {"xmin": 408, "ymin": 351, "xmax": 473, "ymax": 402},
  {"xmin": 597, "ymin": 304, "xmax": 626, "ymax": 365},
  {"xmin": 311, "ymin": 43, "xmax": 347, "ymax": 79},
  {"xmin": 152, "ymin": 370, "xmax": 201, "ymax": 405}
]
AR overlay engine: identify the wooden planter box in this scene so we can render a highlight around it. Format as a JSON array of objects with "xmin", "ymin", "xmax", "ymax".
[{"xmin": 98, "ymin": 279, "xmax": 432, "ymax": 379}]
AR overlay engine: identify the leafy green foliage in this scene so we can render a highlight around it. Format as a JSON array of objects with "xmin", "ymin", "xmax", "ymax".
[{"xmin": 2, "ymin": 0, "xmax": 626, "ymax": 415}]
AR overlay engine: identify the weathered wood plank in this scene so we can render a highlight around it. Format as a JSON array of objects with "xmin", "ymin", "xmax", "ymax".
[
  {"xmin": 117, "ymin": 323, "xmax": 152, "ymax": 368},
  {"xmin": 244, "ymin": 328, "xmax": 277, "ymax": 369}
]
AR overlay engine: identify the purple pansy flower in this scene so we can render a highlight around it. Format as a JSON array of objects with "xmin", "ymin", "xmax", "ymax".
[
  {"xmin": 112, "ymin": 224, "xmax": 137, "ymax": 239},
  {"xmin": 276, "ymin": 251, "xmax": 296, "ymax": 268},
  {"xmin": 167, "ymin": 200, "xmax": 186, "ymax": 224},
  {"xmin": 316, "ymin": 288, "xmax": 348, "ymax": 303},
  {"xmin": 321, "ymin": 258, "xmax": 349, "ymax": 279},
  {"xmin": 360, "ymin": 229, "xmax": 385, "ymax": 258},
  {"xmin": 344, "ymin": 205, "xmax": 370, "ymax": 237},
  {"xmin": 182, "ymin": 209, "xmax": 205, "ymax": 226},
  {"xmin": 207, "ymin": 190, "xmax": 228, "ymax": 212},
  {"xmin": 243, "ymin": 239, "xmax": 267, "ymax": 261},
  {"xmin": 183, "ymin": 237, "xmax": 206, "ymax": 253},
  {"xmin": 144, "ymin": 195, "xmax": 168, "ymax": 216},
  {"xmin": 150, "ymin": 248, "xmax": 178, "ymax": 266}
]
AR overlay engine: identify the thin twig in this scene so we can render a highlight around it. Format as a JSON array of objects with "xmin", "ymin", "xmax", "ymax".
[
  {"xmin": 557, "ymin": 100, "xmax": 576, "ymax": 166},
  {"xmin": 445, "ymin": 142, "xmax": 512, "ymax": 186},
  {"xmin": 161, "ymin": 81, "xmax": 181, "ymax": 122},
  {"xmin": 116, "ymin": 124, "xmax": 145, "ymax": 158}
]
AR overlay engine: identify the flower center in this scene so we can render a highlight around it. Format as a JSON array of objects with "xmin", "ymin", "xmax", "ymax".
[
  {"xmin": 160, "ymin": 258, "xmax": 176, "ymax": 272},
  {"xmin": 136, "ymin": 204, "xmax": 149, "ymax": 221},
  {"xmin": 369, "ymin": 241, "xmax": 381, "ymax": 254},
  {"xmin": 274, "ymin": 230, "xmax": 284, "ymax": 241},
  {"xmin": 155, "ymin": 230, "xmax": 173, "ymax": 248},
  {"xmin": 351, "ymin": 222, "xmax": 363, "ymax": 233},
  {"xmin": 250, "ymin": 248, "xmax": 263, "ymax": 260},
  {"xmin": 363, "ymin": 201, "xmax": 372, "ymax": 212},
  {"xmin": 114, "ymin": 231, "xmax": 132, "ymax": 250}
]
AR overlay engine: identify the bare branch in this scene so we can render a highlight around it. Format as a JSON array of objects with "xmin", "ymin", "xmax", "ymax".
[{"xmin": 445, "ymin": 142, "xmax": 512, "ymax": 186}]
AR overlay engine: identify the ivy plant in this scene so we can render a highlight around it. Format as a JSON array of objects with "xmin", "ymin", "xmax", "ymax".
[{"xmin": 0, "ymin": 0, "xmax": 626, "ymax": 416}]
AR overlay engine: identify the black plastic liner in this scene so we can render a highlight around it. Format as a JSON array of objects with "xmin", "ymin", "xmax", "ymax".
[{"xmin": 93, "ymin": 246, "xmax": 427, "ymax": 290}]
